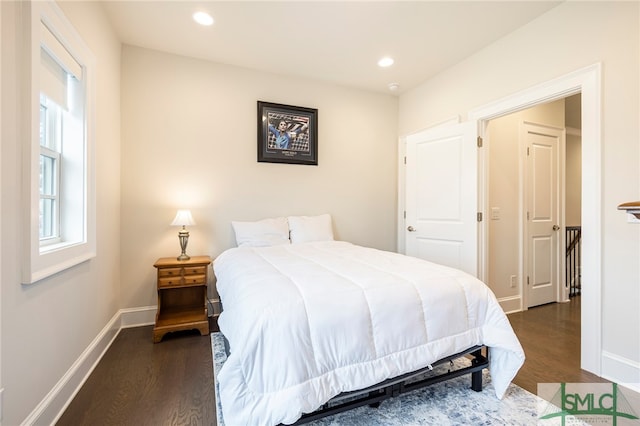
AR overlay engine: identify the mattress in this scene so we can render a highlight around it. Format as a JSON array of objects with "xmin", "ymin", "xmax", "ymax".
[{"xmin": 214, "ymin": 241, "xmax": 525, "ymax": 425}]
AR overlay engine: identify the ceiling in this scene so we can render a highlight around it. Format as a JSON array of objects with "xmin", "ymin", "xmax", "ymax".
[{"xmin": 101, "ymin": 1, "xmax": 562, "ymax": 95}]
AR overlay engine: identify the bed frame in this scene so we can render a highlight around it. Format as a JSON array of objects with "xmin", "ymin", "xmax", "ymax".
[
  {"xmin": 287, "ymin": 345, "xmax": 489, "ymax": 425},
  {"xmin": 222, "ymin": 333, "xmax": 488, "ymax": 425}
]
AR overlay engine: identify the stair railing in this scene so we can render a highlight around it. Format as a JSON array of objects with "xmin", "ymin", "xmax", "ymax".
[{"xmin": 566, "ymin": 226, "xmax": 581, "ymax": 297}]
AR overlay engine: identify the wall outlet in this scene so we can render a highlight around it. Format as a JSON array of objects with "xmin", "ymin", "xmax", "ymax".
[{"xmin": 510, "ymin": 275, "xmax": 517, "ymax": 288}]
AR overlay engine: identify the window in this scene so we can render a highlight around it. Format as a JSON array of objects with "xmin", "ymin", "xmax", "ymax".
[
  {"xmin": 38, "ymin": 37, "xmax": 85, "ymax": 249},
  {"xmin": 39, "ymin": 95, "xmax": 61, "ymax": 243},
  {"xmin": 23, "ymin": 1, "xmax": 96, "ymax": 284}
]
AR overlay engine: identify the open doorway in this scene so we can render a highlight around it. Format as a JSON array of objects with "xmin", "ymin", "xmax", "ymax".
[
  {"xmin": 485, "ymin": 93, "xmax": 584, "ymax": 393},
  {"xmin": 485, "ymin": 94, "xmax": 582, "ymax": 312},
  {"xmin": 469, "ymin": 63, "xmax": 601, "ymax": 376}
]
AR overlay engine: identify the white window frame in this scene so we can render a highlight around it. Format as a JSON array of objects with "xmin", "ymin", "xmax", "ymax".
[{"xmin": 22, "ymin": 0, "xmax": 96, "ymax": 284}]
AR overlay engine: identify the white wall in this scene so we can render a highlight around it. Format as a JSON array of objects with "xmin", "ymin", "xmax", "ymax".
[
  {"xmin": 119, "ymin": 46, "xmax": 399, "ymax": 310},
  {"xmin": 0, "ymin": 2, "xmax": 121, "ymax": 424},
  {"xmin": 399, "ymin": 1, "xmax": 639, "ymax": 386}
]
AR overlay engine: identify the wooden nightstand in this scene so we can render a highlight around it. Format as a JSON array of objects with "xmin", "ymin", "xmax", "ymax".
[{"xmin": 153, "ymin": 255, "xmax": 212, "ymax": 343}]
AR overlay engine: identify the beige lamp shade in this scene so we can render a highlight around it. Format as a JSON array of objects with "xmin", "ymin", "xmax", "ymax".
[{"xmin": 171, "ymin": 209, "xmax": 195, "ymax": 227}]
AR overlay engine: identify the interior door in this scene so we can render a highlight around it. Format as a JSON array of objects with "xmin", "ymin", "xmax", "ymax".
[
  {"xmin": 524, "ymin": 123, "xmax": 563, "ymax": 307},
  {"xmin": 405, "ymin": 121, "xmax": 478, "ymax": 276}
]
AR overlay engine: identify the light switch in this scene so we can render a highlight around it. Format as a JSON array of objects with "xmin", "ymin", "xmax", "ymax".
[{"xmin": 491, "ymin": 207, "xmax": 500, "ymax": 220}]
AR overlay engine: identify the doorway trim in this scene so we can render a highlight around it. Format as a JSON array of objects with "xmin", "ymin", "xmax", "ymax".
[{"xmin": 468, "ymin": 63, "xmax": 602, "ymax": 376}]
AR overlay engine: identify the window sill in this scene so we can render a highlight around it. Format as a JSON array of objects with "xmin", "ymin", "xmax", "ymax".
[
  {"xmin": 40, "ymin": 239, "xmax": 79, "ymax": 254},
  {"xmin": 24, "ymin": 241, "xmax": 96, "ymax": 285}
]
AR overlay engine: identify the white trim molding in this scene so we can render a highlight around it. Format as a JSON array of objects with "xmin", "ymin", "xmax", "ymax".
[
  {"xmin": 22, "ymin": 313, "xmax": 120, "ymax": 426},
  {"xmin": 21, "ymin": 0, "xmax": 97, "ymax": 285},
  {"xmin": 396, "ymin": 136, "xmax": 406, "ymax": 254},
  {"xmin": 469, "ymin": 63, "xmax": 603, "ymax": 378},
  {"xmin": 602, "ymin": 351, "xmax": 640, "ymax": 393},
  {"xmin": 21, "ymin": 307, "xmax": 158, "ymax": 426},
  {"xmin": 120, "ymin": 305, "xmax": 156, "ymax": 329},
  {"xmin": 497, "ymin": 295, "xmax": 523, "ymax": 314}
]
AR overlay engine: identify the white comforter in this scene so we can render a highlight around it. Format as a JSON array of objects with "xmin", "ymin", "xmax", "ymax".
[{"xmin": 215, "ymin": 241, "xmax": 525, "ymax": 426}]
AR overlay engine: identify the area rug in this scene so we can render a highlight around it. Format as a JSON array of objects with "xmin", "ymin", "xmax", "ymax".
[{"xmin": 211, "ymin": 332, "xmax": 562, "ymax": 425}]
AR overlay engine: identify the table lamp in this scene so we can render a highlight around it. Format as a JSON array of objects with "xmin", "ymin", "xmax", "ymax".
[{"xmin": 171, "ymin": 209, "xmax": 195, "ymax": 260}]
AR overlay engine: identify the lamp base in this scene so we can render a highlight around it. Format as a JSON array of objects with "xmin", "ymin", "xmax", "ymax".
[{"xmin": 177, "ymin": 228, "xmax": 190, "ymax": 261}]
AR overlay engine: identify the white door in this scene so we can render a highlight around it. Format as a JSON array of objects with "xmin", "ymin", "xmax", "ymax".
[
  {"xmin": 405, "ymin": 121, "xmax": 478, "ymax": 276},
  {"xmin": 524, "ymin": 123, "xmax": 564, "ymax": 307}
]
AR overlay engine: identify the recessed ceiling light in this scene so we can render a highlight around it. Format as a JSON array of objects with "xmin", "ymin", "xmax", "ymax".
[
  {"xmin": 193, "ymin": 11, "xmax": 214, "ymax": 26},
  {"xmin": 377, "ymin": 57, "xmax": 394, "ymax": 67}
]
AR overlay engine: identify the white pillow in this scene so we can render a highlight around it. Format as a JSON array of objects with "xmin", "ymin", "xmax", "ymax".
[
  {"xmin": 231, "ymin": 217, "xmax": 290, "ymax": 247},
  {"xmin": 287, "ymin": 214, "xmax": 334, "ymax": 244}
]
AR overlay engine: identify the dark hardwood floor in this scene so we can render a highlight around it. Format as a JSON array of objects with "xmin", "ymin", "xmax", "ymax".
[
  {"xmin": 58, "ymin": 297, "xmax": 603, "ymax": 425},
  {"xmin": 508, "ymin": 296, "xmax": 608, "ymax": 394},
  {"xmin": 56, "ymin": 321, "xmax": 218, "ymax": 426}
]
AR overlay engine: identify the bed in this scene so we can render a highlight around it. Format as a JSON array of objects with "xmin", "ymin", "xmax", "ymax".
[{"xmin": 214, "ymin": 215, "xmax": 525, "ymax": 425}]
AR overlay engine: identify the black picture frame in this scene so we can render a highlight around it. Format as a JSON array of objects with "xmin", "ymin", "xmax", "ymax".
[{"xmin": 257, "ymin": 101, "xmax": 318, "ymax": 165}]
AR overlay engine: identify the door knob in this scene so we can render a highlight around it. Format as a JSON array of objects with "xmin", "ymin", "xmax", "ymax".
[
  {"xmin": 407, "ymin": 226, "xmax": 416, "ymax": 232},
  {"xmin": 552, "ymin": 225, "xmax": 560, "ymax": 231}
]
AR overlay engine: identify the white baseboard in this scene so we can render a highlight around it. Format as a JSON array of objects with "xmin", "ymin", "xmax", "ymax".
[
  {"xmin": 120, "ymin": 305, "xmax": 156, "ymax": 328},
  {"xmin": 498, "ymin": 295, "xmax": 522, "ymax": 314},
  {"xmin": 22, "ymin": 312, "xmax": 121, "ymax": 426},
  {"xmin": 21, "ymin": 306, "xmax": 159, "ymax": 426},
  {"xmin": 601, "ymin": 350, "xmax": 640, "ymax": 393}
]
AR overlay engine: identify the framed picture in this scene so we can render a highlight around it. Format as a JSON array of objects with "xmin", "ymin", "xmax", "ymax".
[{"xmin": 257, "ymin": 101, "xmax": 318, "ymax": 165}]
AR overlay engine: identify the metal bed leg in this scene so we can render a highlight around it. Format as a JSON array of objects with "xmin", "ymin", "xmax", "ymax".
[
  {"xmin": 368, "ymin": 390, "xmax": 382, "ymax": 408},
  {"xmin": 470, "ymin": 348, "xmax": 487, "ymax": 392},
  {"xmin": 471, "ymin": 370, "xmax": 482, "ymax": 392}
]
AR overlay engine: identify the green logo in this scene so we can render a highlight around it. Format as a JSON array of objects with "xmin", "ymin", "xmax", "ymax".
[{"xmin": 539, "ymin": 383, "xmax": 639, "ymax": 425}]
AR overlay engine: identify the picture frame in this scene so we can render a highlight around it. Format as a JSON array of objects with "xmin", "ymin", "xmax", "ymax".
[{"xmin": 257, "ymin": 101, "xmax": 318, "ymax": 165}]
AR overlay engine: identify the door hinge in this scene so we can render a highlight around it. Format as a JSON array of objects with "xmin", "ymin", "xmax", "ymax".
[
  {"xmin": 527, "ymin": 146, "xmax": 530, "ymax": 156},
  {"xmin": 404, "ymin": 156, "xmax": 406, "ymax": 164},
  {"xmin": 477, "ymin": 212, "xmax": 483, "ymax": 222},
  {"xmin": 527, "ymin": 211, "xmax": 530, "ymax": 220},
  {"xmin": 527, "ymin": 276, "xmax": 530, "ymax": 286},
  {"xmin": 403, "ymin": 210, "xmax": 406, "ymax": 219},
  {"xmin": 477, "ymin": 136, "xmax": 483, "ymax": 148}
]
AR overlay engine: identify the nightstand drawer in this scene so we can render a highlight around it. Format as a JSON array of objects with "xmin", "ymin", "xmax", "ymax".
[
  {"xmin": 183, "ymin": 266, "xmax": 207, "ymax": 276},
  {"xmin": 158, "ymin": 274, "xmax": 206, "ymax": 288},
  {"xmin": 158, "ymin": 267, "xmax": 183, "ymax": 278},
  {"xmin": 183, "ymin": 274, "xmax": 206, "ymax": 284},
  {"xmin": 158, "ymin": 276, "xmax": 184, "ymax": 287}
]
